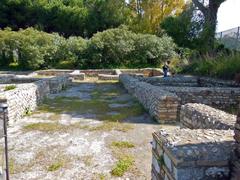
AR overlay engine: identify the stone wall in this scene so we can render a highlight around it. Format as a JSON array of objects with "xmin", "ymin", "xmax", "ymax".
[
  {"xmin": 0, "ymin": 76, "xmax": 71, "ymax": 124},
  {"xmin": 198, "ymin": 77, "xmax": 240, "ymax": 87},
  {"xmin": 152, "ymin": 128, "xmax": 234, "ymax": 180},
  {"xmin": 232, "ymin": 106, "xmax": 240, "ymax": 179},
  {"xmin": 141, "ymin": 76, "xmax": 199, "ymax": 87},
  {"xmin": 36, "ymin": 69, "xmax": 73, "ymax": 76},
  {"xmin": 0, "ymin": 74, "xmax": 15, "ymax": 84},
  {"xmin": 119, "ymin": 74, "xmax": 179, "ymax": 123},
  {"xmin": 180, "ymin": 103, "xmax": 236, "ymax": 130},
  {"xmin": 142, "ymin": 75, "xmax": 240, "ymax": 87},
  {"xmin": 98, "ymin": 74, "xmax": 119, "ymax": 80},
  {"xmin": 160, "ymin": 86, "xmax": 240, "ymax": 110}
]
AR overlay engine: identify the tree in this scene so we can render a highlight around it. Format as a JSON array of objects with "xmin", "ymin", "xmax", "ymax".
[
  {"xmin": 192, "ymin": 0, "xmax": 226, "ymax": 50},
  {"xmin": 128, "ymin": 0, "xmax": 186, "ymax": 34}
]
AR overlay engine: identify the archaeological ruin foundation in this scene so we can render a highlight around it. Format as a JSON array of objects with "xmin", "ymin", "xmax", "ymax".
[{"xmin": 0, "ymin": 69, "xmax": 239, "ymax": 179}]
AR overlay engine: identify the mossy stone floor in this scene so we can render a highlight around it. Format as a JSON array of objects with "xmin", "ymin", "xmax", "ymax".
[{"xmin": 4, "ymin": 79, "xmax": 178, "ymax": 179}]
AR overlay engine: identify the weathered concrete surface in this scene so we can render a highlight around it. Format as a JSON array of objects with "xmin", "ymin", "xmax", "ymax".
[{"xmin": 1, "ymin": 79, "xmax": 178, "ymax": 179}]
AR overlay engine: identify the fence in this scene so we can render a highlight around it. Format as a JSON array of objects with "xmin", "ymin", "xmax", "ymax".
[{"xmin": 216, "ymin": 26, "xmax": 240, "ymax": 51}]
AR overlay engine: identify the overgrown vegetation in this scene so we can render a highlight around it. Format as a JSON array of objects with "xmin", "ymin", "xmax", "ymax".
[
  {"xmin": 4, "ymin": 85, "xmax": 16, "ymax": 91},
  {"xmin": 111, "ymin": 155, "xmax": 134, "ymax": 177},
  {"xmin": 0, "ymin": 27, "xmax": 176, "ymax": 70},
  {"xmin": 47, "ymin": 161, "xmax": 64, "ymax": 172},
  {"xmin": 111, "ymin": 141, "xmax": 135, "ymax": 148},
  {"xmin": 182, "ymin": 53, "xmax": 240, "ymax": 80}
]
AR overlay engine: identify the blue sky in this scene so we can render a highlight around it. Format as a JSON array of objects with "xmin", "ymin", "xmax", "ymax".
[{"xmin": 217, "ymin": 0, "xmax": 240, "ymax": 32}]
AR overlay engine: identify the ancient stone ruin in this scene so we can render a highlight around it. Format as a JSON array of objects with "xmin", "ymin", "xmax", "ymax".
[
  {"xmin": 0, "ymin": 69, "xmax": 239, "ymax": 179},
  {"xmin": 119, "ymin": 73, "xmax": 240, "ymax": 179}
]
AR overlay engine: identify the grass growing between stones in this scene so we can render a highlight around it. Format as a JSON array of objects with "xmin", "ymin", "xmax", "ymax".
[
  {"xmin": 23, "ymin": 121, "xmax": 133, "ymax": 133},
  {"xmin": 81, "ymin": 155, "xmax": 93, "ymax": 166},
  {"xmin": 4, "ymin": 85, "xmax": 16, "ymax": 91},
  {"xmin": 111, "ymin": 155, "xmax": 134, "ymax": 177},
  {"xmin": 47, "ymin": 161, "xmax": 64, "ymax": 171},
  {"xmin": 110, "ymin": 140, "xmax": 136, "ymax": 177},
  {"xmin": 37, "ymin": 93, "xmax": 145, "ymax": 123},
  {"xmin": 89, "ymin": 122, "xmax": 134, "ymax": 132},
  {"xmin": 111, "ymin": 141, "xmax": 135, "ymax": 148},
  {"xmin": 23, "ymin": 122, "xmax": 63, "ymax": 132}
]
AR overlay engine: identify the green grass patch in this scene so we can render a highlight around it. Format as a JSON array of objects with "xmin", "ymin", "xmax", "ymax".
[
  {"xmin": 4, "ymin": 85, "xmax": 16, "ymax": 91},
  {"xmin": 111, "ymin": 141, "xmax": 135, "ymax": 148},
  {"xmin": 23, "ymin": 122, "xmax": 63, "ymax": 132},
  {"xmin": 38, "ymin": 92, "xmax": 145, "ymax": 123},
  {"xmin": 89, "ymin": 122, "xmax": 133, "ymax": 132},
  {"xmin": 23, "ymin": 122, "xmax": 90, "ymax": 132},
  {"xmin": 111, "ymin": 155, "xmax": 134, "ymax": 177},
  {"xmin": 47, "ymin": 161, "xmax": 64, "ymax": 171}
]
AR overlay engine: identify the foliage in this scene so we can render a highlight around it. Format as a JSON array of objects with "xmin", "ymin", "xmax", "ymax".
[
  {"xmin": 85, "ymin": 28, "xmax": 177, "ymax": 68},
  {"xmin": 111, "ymin": 155, "xmax": 134, "ymax": 177},
  {"xmin": 0, "ymin": 0, "xmax": 131, "ymax": 38},
  {"xmin": 0, "ymin": 27, "xmax": 177, "ymax": 69},
  {"xmin": 4, "ymin": 85, "xmax": 16, "ymax": 91},
  {"xmin": 181, "ymin": 53, "xmax": 240, "ymax": 80},
  {"xmin": 111, "ymin": 141, "xmax": 135, "ymax": 148},
  {"xmin": 128, "ymin": 0, "xmax": 186, "ymax": 34},
  {"xmin": 161, "ymin": 3, "xmax": 205, "ymax": 50}
]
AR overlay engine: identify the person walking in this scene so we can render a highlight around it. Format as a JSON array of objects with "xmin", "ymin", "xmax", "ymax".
[{"xmin": 162, "ymin": 61, "xmax": 170, "ymax": 77}]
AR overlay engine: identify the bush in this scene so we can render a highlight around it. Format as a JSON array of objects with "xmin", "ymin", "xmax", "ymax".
[
  {"xmin": 85, "ymin": 28, "xmax": 136, "ymax": 68},
  {"xmin": 0, "ymin": 27, "xmax": 177, "ymax": 70},
  {"xmin": 85, "ymin": 28, "xmax": 177, "ymax": 68},
  {"xmin": 134, "ymin": 34, "xmax": 176, "ymax": 67},
  {"xmin": 181, "ymin": 53, "xmax": 240, "ymax": 80},
  {"xmin": 4, "ymin": 85, "xmax": 16, "ymax": 91}
]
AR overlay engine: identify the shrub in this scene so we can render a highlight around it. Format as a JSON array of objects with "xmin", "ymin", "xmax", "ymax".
[
  {"xmin": 85, "ymin": 28, "xmax": 177, "ymax": 68},
  {"xmin": 134, "ymin": 34, "xmax": 176, "ymax": 67},
  {"xmin": 85, "ymin": 28, "xmax": 136, "ymax": 68},
  {"xmin": 0, "ymin": 27, "xmax": 177, "ymax": 70},
  {"xmin": 4, "ymin": 85, "xmax": 16, "ymax": 91},
  {"xmin": 182, "ymin": 53, "xmax": 240, "ymax": 80}
]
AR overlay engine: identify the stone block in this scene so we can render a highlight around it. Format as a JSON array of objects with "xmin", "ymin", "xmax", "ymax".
[
  {"xmin": 152, "ymin": 128, "xmax": 234, "ymax": 180},
  {"xmin": 180, "ymin": 103, "xmax": 236, "ymax": 130}
]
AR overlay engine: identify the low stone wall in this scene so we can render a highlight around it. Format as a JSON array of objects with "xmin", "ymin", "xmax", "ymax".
[
  {"xmin": 180, "ymin": 103, "xmax": 236, "ymax": 130},
  {"xmin": 81, "ymin": 69, "xmax": 116, "ymax": 77},
  {"xmin": 120, "ymin": 74, "xmax": 179, "ymax": 123},
  {"xmin": 36, "ymin": 69, "xmax": 73, "ymax": 76},
  {"xmin": 0, "ymin": 76, "xmax": 71, "ymax": 124},
  {"xmin": 142, "ymin": 75, "xmax": 240, "ymax": 88},
  {"xmin": 142, "ymin": 75, "xmax": 199, "ymax": 87},
  {"xmin": 152, "ymin": 128, "xmax": 234, "ymax": 180},
  {"xmin": 69, "ymin": 73, "xmax": 85, "ymax": 81},
  {"xmin": 98, "ymin": 74, "xmax": 119, "ymax": 80},
  {"xmin": 0, "ymin": 74, "xmax": 15, "ymax": 84},
  {"xmin": 159, "ymin": 86, "xmax": 240, "ymax": 110},
  {"xmin": 47, "ymin": 75, "xmax": 71, "ymax": 93},
  {"xmin": 198, "ymin": 77, "xmax": 240, "ymax": 87},
  {"xmin": 232, "ymin": 106, "xmax": 240, "ymax": 179},
  {"xmin": 120, "ymin": 68, "xmax": 163, "ymax": 77}
]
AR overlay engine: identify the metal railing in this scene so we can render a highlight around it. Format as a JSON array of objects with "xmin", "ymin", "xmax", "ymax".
[{"xmin": 216, "ymin": 26, "xmax": 240, "ymax": 51}]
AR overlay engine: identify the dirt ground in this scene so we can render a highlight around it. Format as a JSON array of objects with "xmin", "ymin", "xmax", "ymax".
[{"xmin": 4, "ymin": 79, "xmax": 178, "ymax": 180}]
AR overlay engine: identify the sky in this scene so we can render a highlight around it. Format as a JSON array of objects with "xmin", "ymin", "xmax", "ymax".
[{"xmin": 217, "ymin": 0, "xmax": 240, "ymax": 32}]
